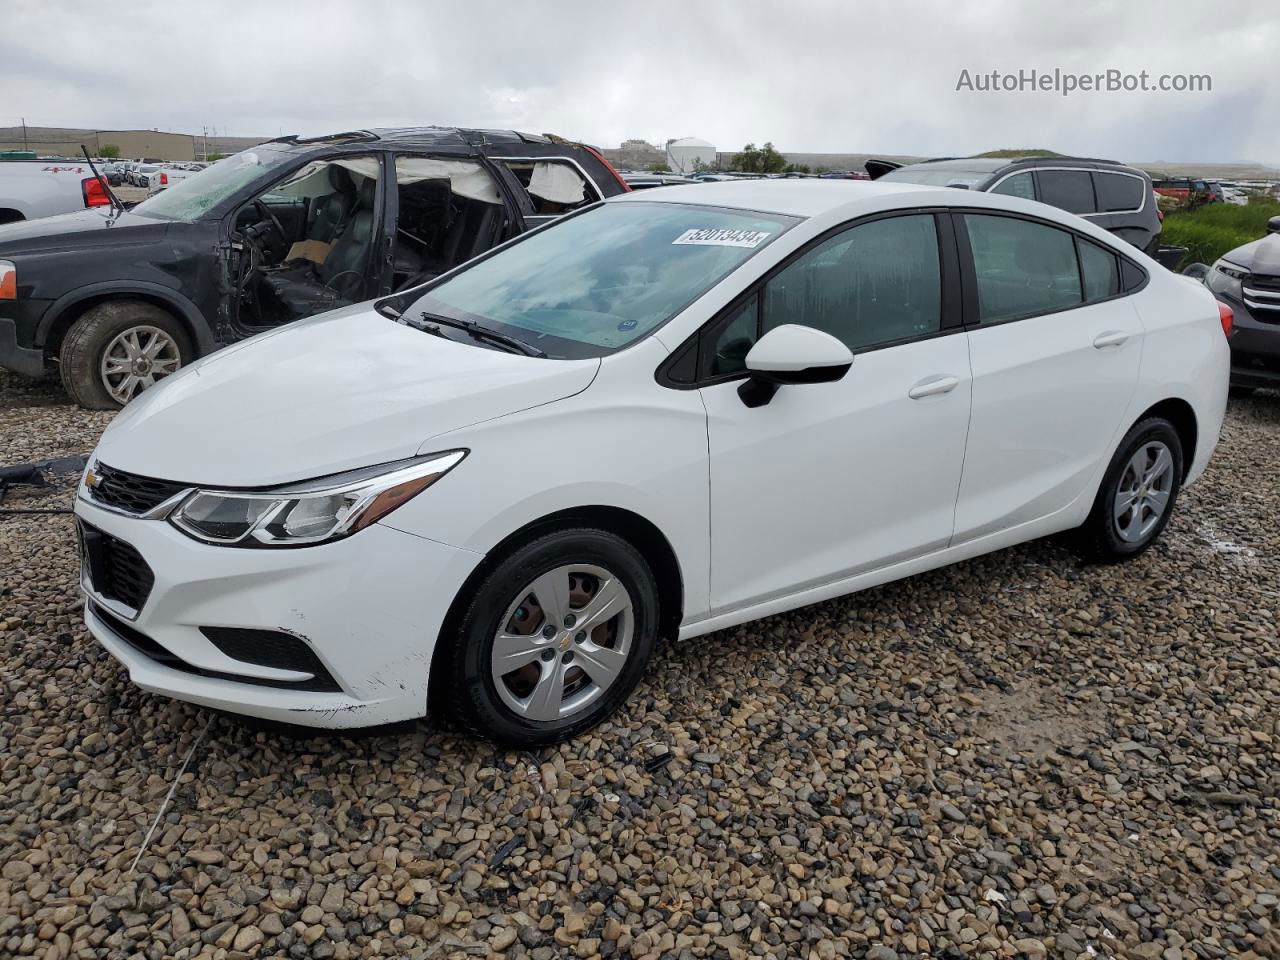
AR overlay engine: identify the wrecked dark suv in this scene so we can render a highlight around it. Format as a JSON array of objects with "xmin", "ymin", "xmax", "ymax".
[{"xmin": 0, "ymin": 128, "xmax": 629, "ymax": 407}]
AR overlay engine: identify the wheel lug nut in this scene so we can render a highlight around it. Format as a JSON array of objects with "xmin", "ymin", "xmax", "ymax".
[
  {"xmin": 575, "ymin": 631, "xmax": 586, "ymax": 644},
  {"xmin": 541, "ymin": 650, "xmax": 554, "ymax": 662},
  {"xmin": 541, "ymin": 625, "xmax": 556, "ymax": 639},
  {"xmin": 562, "ymin": 652, "xmax": 574, "ymax": 664},
  {"xmin": 564, "ymin": 614, "xmax": 576, "ymax": 628}
]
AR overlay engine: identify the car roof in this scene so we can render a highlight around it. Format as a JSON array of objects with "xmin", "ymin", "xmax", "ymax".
[
  {"xmin": 267, "ymin": 127, "xmax": 566, "ymax": 149},
  {"xmin": 609, "ymin": 178, "xmax": 942, "ymax": 217}
]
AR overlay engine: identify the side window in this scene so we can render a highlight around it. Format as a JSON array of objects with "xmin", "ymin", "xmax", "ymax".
[
  {"xmin": 963, "ymin": 214, "xmax": 1082, "ymax": 323},
  {"xmin": 1036, "ymin": 171, "xmax": 1097, "ymax": 214},
  {"xmin": 1078, "ymin": 239, "xmax": 1119, "ymax": 301},
  {"xmin": 500, "ymin": 159, "xmax": 600, "ymax": 216},
  {"xmin": 990, "ymin": 172, "xmax": 1035, "ymax": 200},
  {"xmin": 707, "ymin": 215, "xmax": 941, "ymax": 375},
  {"xmin": 1092, "ymin": 172, "xmax": 1144, "ymax": 212}
]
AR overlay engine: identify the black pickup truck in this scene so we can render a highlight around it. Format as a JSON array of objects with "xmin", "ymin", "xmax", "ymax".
[{"xmin": 0, "ymin": 127, "xmax": 628, "ymax": 407}]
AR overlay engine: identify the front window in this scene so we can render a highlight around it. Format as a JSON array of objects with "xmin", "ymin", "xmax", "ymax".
[
  {"xmin": 409, "ymin": 201, "xmax": 795, "ymax": 358},
  {"xmin": 132, "ymin": 146, "xmax": 296, "ymax": 221}
]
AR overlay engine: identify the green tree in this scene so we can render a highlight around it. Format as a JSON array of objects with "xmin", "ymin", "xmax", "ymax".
[
  {"xmin": 732, "ymin": 142, "xmax": 787, "ymax": 174},
  {"xmin": 647, "ymin": 162, "xmax": 671, "ymax": 173},
  {"xmin": 99, "ymin": 144, "xmax": 120, "ymax": 159},
  {"xmin": 783, "ymin": 163, "xmax": 810, "ymax": 174}
]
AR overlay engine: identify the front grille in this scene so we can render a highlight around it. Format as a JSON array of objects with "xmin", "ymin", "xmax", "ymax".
[
  {"xmin": 1250, "ymin": 274, "xmax": 1280, "ymax": 293},
  {"xmin": 89, "ymin": 463, "xmax": 189, "ymax": 515},
  {"xmin": 89, "ymin": 602, "xmax": 343, "ymax": 693},
  {"xmin": 78, "ymin": 521, "xmax": 155, "ymax": 613}
]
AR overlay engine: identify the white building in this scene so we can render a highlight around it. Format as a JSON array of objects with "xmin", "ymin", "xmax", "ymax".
[{"xmin": 666, "ymin": 137, "xmax": 716, "ymax": 175}]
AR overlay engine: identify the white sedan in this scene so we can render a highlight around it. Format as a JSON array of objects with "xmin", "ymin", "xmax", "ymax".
[{"xmin": 74, "ymin": 180, "xmax": 1230, "ymax": 744}]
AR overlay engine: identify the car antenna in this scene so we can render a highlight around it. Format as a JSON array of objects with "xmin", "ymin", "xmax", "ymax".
[{"xmin": 80, "ymin": 145, "xmax": 124, "ymax": 217}]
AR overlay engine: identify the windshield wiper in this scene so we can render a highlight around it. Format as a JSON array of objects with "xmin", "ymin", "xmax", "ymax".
[{"xmin": 408, "ymin": 311, "xmax": 546, "ymax": 358}]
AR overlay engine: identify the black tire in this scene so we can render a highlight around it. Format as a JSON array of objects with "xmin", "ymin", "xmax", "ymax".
[
  {"xmin": 443, "ymin": 528, "xmax": 659, "ymax": 745},
  {"xmin": 59, "ymin": 300, "xmax": 193, "ymax": 409},
  {"xmin": 1076, "ymin": 417, "xmax": 1183, "ymax": 563}
]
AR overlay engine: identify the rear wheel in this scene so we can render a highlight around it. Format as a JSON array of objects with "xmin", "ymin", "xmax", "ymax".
[
  {"xmin": 443, "ymin": 528, "xmax": 659, "ymax": 745},
  {"xmin": 1077, "ymin": 417, "xmax": 1183, "ymax": 562},
  {"xmin": 59, "ymin": 300, "xmax": 192, "ymax": 409}
]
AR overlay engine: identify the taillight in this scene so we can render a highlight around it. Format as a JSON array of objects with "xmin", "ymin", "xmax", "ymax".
[
  {"xmin": 81, "ymin": 176, "xmax": 110, "ymax": 208},
  {"xmin": 1218, "ymin": 300, "xmax": 1234, "ymax": 338},
  {"xmin": 0, "ymin": 261, "xmax": 16, "ymax": 300},
  {"xmin": 160, "ymin": 172, "xmax": 168, "ymax": 185},
  {"xmin": 582, "ymin": 144, "xmax": 632, "ymax": 193}
]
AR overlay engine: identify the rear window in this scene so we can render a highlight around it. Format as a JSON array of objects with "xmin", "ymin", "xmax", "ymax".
[
  {"xmin": 500, "ymin": 159, "xmax": 600, "ymax": 214},
  {"xmin": 1092, "ymin": 172, "xmax": 1144, "ymax": 212},
  {"xmin": 1036, "ymin": 171, "xmax": 1097, "ymax": 214},
  {"xmin": 878, "ymin": 166, "xmax": 994, "ymax": 188}
]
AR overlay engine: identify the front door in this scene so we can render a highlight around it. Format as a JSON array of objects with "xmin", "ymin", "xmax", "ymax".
[{"xmin": 700, "ymin": 212, "xmax": 973, "ymax": 615}]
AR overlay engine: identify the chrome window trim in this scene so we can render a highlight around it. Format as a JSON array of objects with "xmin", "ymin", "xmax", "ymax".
[{"xmin": 987, "ymin": 167, "xmax": 1150, "ymax": 217}]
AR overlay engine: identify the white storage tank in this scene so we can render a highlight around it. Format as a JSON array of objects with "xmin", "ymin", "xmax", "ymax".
[{"xmin": 666, "ymin": 137, "xmax": 716, "ymax": 175}]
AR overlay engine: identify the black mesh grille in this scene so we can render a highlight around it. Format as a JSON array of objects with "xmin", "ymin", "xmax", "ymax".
[
  {"xmin": 90, "ymin": 463, "xmax": 188, "ymax": 515},
  {"xmin": 200, "ymin": 627, "xmax": 341, "ymax": 692},
  {"xmin": 89, "ymin": 602, "xmax": 343, "ymax": 693},
  {"xmin": 78, "ymin": 521, "xmax": 155, "ymax": 612}
]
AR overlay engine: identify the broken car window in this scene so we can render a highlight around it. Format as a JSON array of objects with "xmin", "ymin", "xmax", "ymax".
[{"xmin": 133, "ymin": 147, "xmax": 295, "ymax": 222}]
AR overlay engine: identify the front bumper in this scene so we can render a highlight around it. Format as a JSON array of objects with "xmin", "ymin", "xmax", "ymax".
[
  {"xmin": 1228, "ymin": 310, "xmax": 1280, "ymax": 388},
  {"xmin": 0, "ymin": 308, "xmax": 49, "ymax": 378},
  {"xmin": 74, "ymin": 495, "xmax": 482, "ymax": 728}
]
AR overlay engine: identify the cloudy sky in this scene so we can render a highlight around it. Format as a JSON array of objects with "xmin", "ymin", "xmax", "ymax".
[{"xmin": 5, "ymin": 0, "xmax": 1276, "ymax": 163}]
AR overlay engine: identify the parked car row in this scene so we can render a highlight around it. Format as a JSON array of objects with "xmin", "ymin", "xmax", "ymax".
[{"xmin": 1200, "ymin": 213, "xmax": 1280, "ymax": 390}]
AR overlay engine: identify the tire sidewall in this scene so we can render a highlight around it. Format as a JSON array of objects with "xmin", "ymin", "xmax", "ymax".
[
  {"xmin": 451, "ymin": 529, "xmax": 659, "ymax": 745},
  {"xmin": 1091, "ymin": 419, "xmax": 1184, "ymax": 559},
  {"xmin": 60, "ymin": 302, "xmax": 193, "ymax": 409}
]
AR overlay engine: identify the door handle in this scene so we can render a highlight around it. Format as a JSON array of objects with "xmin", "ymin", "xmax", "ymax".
[
  {"xmin": 1093, "ymin": 331, "xmax": 1130, "ymax": 349},
  {"xmin": 908, "ymin": 375, "xmax": 961, "ymax": 400}
]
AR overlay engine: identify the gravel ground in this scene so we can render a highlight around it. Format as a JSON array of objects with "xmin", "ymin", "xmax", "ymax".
[{"xmin": 1, "ymin": 369, "xmax": 1278, "ymax": 960}]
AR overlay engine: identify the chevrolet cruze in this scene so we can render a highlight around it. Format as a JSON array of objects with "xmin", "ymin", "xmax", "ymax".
[{"xmin": 74, "ymin": 180, "xmax": 1230, "ymax": 744}]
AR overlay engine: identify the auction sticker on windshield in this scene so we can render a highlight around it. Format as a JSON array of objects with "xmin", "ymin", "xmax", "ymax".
[{"xmin": 673, "ymin": 227, "xmax": 772, "ymax": 248}]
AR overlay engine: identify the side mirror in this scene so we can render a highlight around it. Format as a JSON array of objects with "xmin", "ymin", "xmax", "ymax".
[
  {"xmin": 739, "ymin": 324, "xmax": 853, "ymax": 408},
  {"xmin": 1268, "ymin": 216, "xmax": 1280, "ymax": 236}
]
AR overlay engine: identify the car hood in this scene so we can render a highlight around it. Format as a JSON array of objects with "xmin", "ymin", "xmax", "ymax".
[
  {"xmin": 0, "ymin": 207, "xmax": 170, "ymax": 253},
  {"xmin": 1223, "ymin": 234, "xmax": 1280, "ymax": 275},
  {"xmin": 95, "ymin": 305, "xmax": 601, "ymax": 487}
]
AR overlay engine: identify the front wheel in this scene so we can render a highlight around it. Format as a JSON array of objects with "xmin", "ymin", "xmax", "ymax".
[
  {"xmin": 59, "ymin": 300, "xmax": 193, "ymax": 409},
  {"xmin": 1076, "ymin": 417, "xmax": 1183, "ymax": 562},
  {"xmin": 443, "ymin": 528, "xmax": 659, "ymax": 745}
]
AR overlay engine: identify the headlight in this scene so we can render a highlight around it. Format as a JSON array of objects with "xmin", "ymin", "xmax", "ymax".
[
  {"xmin": 1208, "ymin": 259, "xmax": 1248, "ymax": 301},
  {"xmin": 170, "ymin": 450, "xmax": 465, "ymax": 547}
]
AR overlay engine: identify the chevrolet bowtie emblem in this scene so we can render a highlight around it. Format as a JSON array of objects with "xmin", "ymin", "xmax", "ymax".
[{"xmin": 84, "ymin": 467, "xmax": 101, "ymax": 489}]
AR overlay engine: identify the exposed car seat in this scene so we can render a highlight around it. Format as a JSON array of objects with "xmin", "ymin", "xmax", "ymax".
[
  {"xmin": 262, "ymin": 179, "xmax": 377, "ymax": 316},
  {"xmin": 306, "ymin": 166, "xmax": 358, "ymax": 243}
]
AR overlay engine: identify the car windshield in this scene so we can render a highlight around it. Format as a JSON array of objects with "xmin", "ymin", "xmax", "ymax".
[
  {"xmin": 132, "ymin": 146, "xmax": 295, "ymax": 221},
  {"xmin": 409, "ymin": 201, "xmax": 795, "ymax": 359},
  {"xmin": 879, "ymin": 166, "xmax": 994, "ymax": 188}
]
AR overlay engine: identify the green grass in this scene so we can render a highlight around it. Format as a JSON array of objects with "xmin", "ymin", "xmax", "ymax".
[{"xmin": 1159, "ymin": 200, "xmax": 1280, "ymax": 268}]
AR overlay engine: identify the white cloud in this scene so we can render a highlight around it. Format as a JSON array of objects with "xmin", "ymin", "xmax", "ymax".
[{"xmin": 2, "ymin": 0, "xmax": 1275, "ymax": 162}]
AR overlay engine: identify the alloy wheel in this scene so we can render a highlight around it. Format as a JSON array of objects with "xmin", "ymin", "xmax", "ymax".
[
  {"xmin": 1113, "ymin": 441, "xmax": 1174, "ymax": 543},
  {"xmin": 100, "ymin": 325, "xmax": 182, "ymax": 404},
  {"xmin": 490, "ymin": 564, "xmax": 634, "ymax": 722}
]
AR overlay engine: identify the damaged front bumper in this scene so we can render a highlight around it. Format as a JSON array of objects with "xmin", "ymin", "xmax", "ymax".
[{"xmin": 74, "ymin": 495, "xmax": 482, "ymax": 728}]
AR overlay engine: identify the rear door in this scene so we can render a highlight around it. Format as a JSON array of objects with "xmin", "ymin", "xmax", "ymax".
[
  {"xmin": 951, "ymin": 211, "xmax": 1143, "ymax": 543},
  {"xmin": 494, "ymin": 157, "xmax": 603, "ymax": 230}
]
